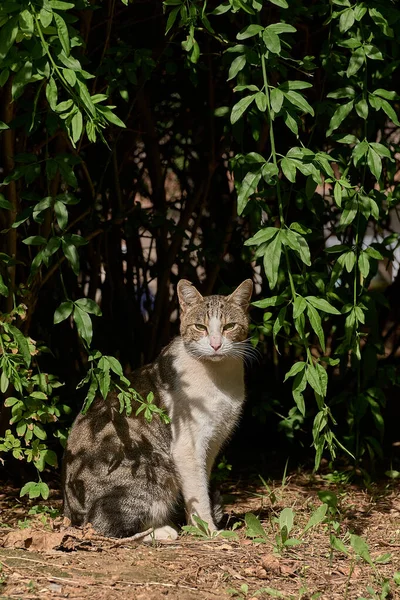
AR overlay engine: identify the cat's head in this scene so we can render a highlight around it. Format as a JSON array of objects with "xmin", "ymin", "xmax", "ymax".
[{"xmin": 177, "ymin": 279, "xmax": 253, "ymax": 361}]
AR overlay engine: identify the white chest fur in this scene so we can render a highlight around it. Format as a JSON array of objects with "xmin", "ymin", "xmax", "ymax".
[
  {"xmin": 162, "ymin": 341, "xmax": 245, "ymax": 460},
  {"xmin": 159, "ymin": 340, "xmax": 245, "ymax": 529}
]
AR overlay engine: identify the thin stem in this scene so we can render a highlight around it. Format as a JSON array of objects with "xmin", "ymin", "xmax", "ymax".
[
  {"xmin": 260, "ymin": 42, "xmax": 297, "ymax": 301},
  {"xmin": 33, "ymin": 13, "xmax": 94, "ymax": 122}
]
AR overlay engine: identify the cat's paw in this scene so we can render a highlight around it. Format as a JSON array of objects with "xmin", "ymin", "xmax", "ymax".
[{"xmin": 142, "ymin": 525, "xmax": 179, "ymax": 542}]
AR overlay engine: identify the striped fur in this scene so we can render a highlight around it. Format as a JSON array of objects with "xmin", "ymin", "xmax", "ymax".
[{"xmin": 63, "ymin": 279, "xmax": 253, "ymax": 539}]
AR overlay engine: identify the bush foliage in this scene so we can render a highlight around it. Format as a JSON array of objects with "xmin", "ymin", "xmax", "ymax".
[{"xmin": 0, "ymin": 0, "xmax": 399, "ymax": 496}]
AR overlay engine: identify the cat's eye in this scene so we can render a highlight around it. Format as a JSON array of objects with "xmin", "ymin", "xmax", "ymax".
[
  {"xmin": 194, "ymin": 324, "xmax": 208, "ymax": 332},
  {"xmin": 223, "ymin": 323, "xmax": 237, "ymax": 331}
]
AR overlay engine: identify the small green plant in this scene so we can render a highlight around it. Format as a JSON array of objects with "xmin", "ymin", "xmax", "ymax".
[
  {"xmin": 17, "ymin": 518, "xmax": 30, "ymax": 529},
  {"xmin": 212, "ymin": 455, "xmax": 233, "ymax": 483},
  {"xmin": 28, "ymin": 504, "xmax": 60, "ymax": 519},
  {"xmin": 351, "ymin": 534, "xmax": 393, "ymax": 600},
  {"xmin": 227, "ymin": 583, "xmax": 250, "ymax": 598},
  {"xmin": 182, "ymin": 515, "xmax": 239, "ymax": 540},
  {"xmin": 244, "ymin": 508, "xmax": 301, "ymax": 552}
]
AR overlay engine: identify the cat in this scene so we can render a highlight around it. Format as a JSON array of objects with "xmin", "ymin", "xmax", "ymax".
[{"xmin": 63, "ymin": 278, "xmax": 253, "ymax": 540}]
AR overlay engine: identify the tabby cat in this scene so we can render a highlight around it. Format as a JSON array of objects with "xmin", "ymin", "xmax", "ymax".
[{"xmin": 63, "ymin": 278, "xmax": 253, "ymax": 540}]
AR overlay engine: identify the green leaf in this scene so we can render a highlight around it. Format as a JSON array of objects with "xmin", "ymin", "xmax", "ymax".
[
  {"xmin": 263, "ymin": 28, "xmax": 281, "ymax": 54},
  {"xmin": 292, "ymin": 370, "xmax": 306, "ymax": 416},
  {"xmin": 315, "ymin": 362, "xmax": 328, "ymax": 397},
  {"xmin": 353, "ymin": 4, "xmax": 367, "ymax": 21},
  {"xmin": 283, "ymin": 90, "xmax": 314, "ymax": 116},
  {"xmin": 369, "ymin": 142, "xmax": 392, "ymax": 159},
  {"xmin": 54, "ymin": 200, "xmax": 68, "ymax": 230},
  {"xmin": 304, "ymin": 504, "xmax": 328, "ymax": 533},
  {"xmin": 273, "ymin": 306, "xmax": 286, "ymax": 347},
  {"xmin": 231, "ymin": 94, "xmax": 256, "ymax": 125},
  {"xmin": 71, "ymin": 110, "xmax": 83, "ymax": 144},
  {"xmin": 227, "ymin": 55, "xmax": 246, "ymax": 81},
  {"xmin": 1, "ymin": 371, "xmax": 9, "ymax": 394},
  {"xmin": 22, "ymin": 236, "xmax": 47, "ymax": 246},
  {"xmin": 270, "ymin": 88, "xmax": 284, "ymax": 113},
  {"xmin": 245, "ymin": 227, "xmax": 278, "ymax": 246},
  {"xmin": 255, "ymin": 91, "xmax": 267, "ymax": 112},
  {"xmin": 263, "ymin": 233, "xmax": 282, "ymax": 290},
  {"xmin": 327, "ymin": 100, "xmax": 354, "ymax": 135},
  {"xmin": 330, "ymin": 535, "xmax": 348, "ymax": 555},
  {"xmin": 379, "ymin": 99, "xmax": 400, "ymax": 127},
  {"xmin": 355, "ymin": 98, "xmax": 368, "ymax": 119},
  {"xmin": 290, "ymin": 222, "xmax": 312, "ymax": 235},
  {"xmin": 54, "ymin": 13, "xmax": 70, "ymax": 57},
  {"xmin": 373, "ymin": 88, "xmax": 398, "ymax": 101},
  {"xmin": 346, "ymin": 47, "xmax": 364, "ymax": 77},
  {"xmin": 50, "ymin": 1, "xmax": 76, "ymax": 9},
  {"xmin": 279, "ymin": 508, "xmax": 294, "ymax": 535},
  {"xmin": 293, "ymin": 296, "xmax": 307, "ymax": 319},
  {"xmin": 237, "ymin": 24, "xmax": 263, "ymax": 40},
  {"xmin": 340, "ymin": 197, "xmax": 358, "ymax": 227},
  {"xmin": 73, "ymin": 305, "xmax": 93, "ymax": 346},
  {"xmin": 344, "ymin": 251, "xmax": 356, "ymax": 273},
  {"xmin": 38, "ymin": 482, "xmax": 50, "ymax": 500},
  {"xmin": 105, "ymin": 356, "xmax": 124, "ymax": 377},
  {"xmin": 7, "ymin": 325, "xmax": 31, "ymax": 367},
  {"xmin": 237, "ymin": 171, "xmax": 261, "ymax": 215},
  {"xmin": 365, "ymin": 246, "xmax": 383, "ymax": 260},
  {"xmin": 268, "ymin": 23, "xmax": 296, "ymax": 35},
  {"xmin": 0, "ymin": 273, "xmax": 8, "ymax": 297},
  {"xmin": 333, "ymin": 182, "xmax": 342, "ymax": 207},
  {"xmin": 76, "ymin": 79, "xmax": 96, "ymax": 118},
  {"xmin": 245, "ymin": 513, "xmax": 267, "ymax": 538},
  {"xmin": 327, "ymin": 87, "xmax": 355, "ymax": 99},
  {"xmin": 81, "ymin": 377, "xmax": 98, "ymax": 414},
  {"xmin": 352, "ymin": 139, "xmax": 369, "ymax": 166},
  {"xmin": 358, "ymin": 252, "xmax": 370, "ymax": 278},
  {"xmin": 54, "ymin": 301, "xmax": 73, "ymax": 324},
  {"xmin": 306, "ymin": 363, "xmax": 323, "ymax": 396},
  {"xmin": 19, "ymin": 10, "xmax": 34, "ymax": 35},
  {"xmin": 291, "ymin": 231, "xmax": 311, "ymax": 265},
  {"xmin": 367, "ymin": 148, "xmax": 382, "ymax": 180},
  {"xmin": 350, "ymin": 534, "xmax": 373, "ymax": 565},
  {"xmin": 46, "ymin": 77, "xmax": 58, "ymax": 111},
  {"xmin": 306, "ymin": 296, "xmax": 340, "ymax": 315},
  {"xmin": 261, "ymin": 162, "xmax": 279, "ymax": 182},
  {"xmin": 62, "ymin": 239, "xmax": 80, "ymax": 275},
  {"xmin": 339, "ymin": 8, "xmax": 355, "ymax": 32},
  {"xmin": 96, "ymin": 105, "xmax": 126, "ymax": 128},
  {"xmin": 0, "ymin": 71, "xmax": 10, "ymax": 88},
  {"xmin": 165, "ymin": 6, "xmax": 180, "ymax": 34},
  {"xmin": 97, "ymin": 367, "xmax": 111, "ymax": 400},
  {"xmin": 252, "ymin": 295, "xmax": 286, "ymax": 308},
  {"xmin": 281, "ymin": 157, "xmax": 296, "ymax": 182},
  {"xmin": 283, "ymin": 110, "xmax": 299, "ymax": 135},
  {"xmin": 284, "ymin": 361, "xmax": 305, "ymax": 382},
  {"xmin": 307, "ymin": 305, "xmax": 325, "ymax": 351},
  {"xmin": 269, "ymin": 0, "xmax": 288, "ymax": 7},
  {"xmin": 40, "ymin": 6, "xmax": 53, "ymax": 28},
  {"xmin": 0, "ymin": 15, "xmax": 19, "ymax": 61},
  {"xmin": 75, "ymin": 298, "xmax": 102, "ymax": 316}
]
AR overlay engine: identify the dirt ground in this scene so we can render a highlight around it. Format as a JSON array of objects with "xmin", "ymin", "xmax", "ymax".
[{"xmin": 0, "ymin": 473, "xmax": 399, "ymax": 600}]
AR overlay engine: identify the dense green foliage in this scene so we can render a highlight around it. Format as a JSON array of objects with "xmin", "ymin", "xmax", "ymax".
[{"xmin": 0, "ymin": 0, "xmax": 399, "ymax": 496}]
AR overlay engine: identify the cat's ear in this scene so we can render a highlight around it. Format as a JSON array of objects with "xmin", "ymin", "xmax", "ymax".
[
  {"xmin": 227, "ymin": 279, "xmax": 253, "ymax": 308},
  {"xmin": 177, "ymin": 280, "xmax": 203, "ymax": 311}
]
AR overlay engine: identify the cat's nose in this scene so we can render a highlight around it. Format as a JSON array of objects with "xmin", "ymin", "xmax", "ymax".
[{"xmin": 210, "ymin": 337, "xmax": 222, "ymax": 351}]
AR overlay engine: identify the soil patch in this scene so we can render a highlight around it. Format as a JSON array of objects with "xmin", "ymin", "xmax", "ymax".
[{"xmin": 0, "ymin": 474, "xmax": 399, "ymax": 600}]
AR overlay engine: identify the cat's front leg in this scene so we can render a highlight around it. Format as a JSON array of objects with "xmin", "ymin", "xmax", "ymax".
[{"xmin": 173, "ymin": 451, "xmax": 217, "ymax": 531}]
